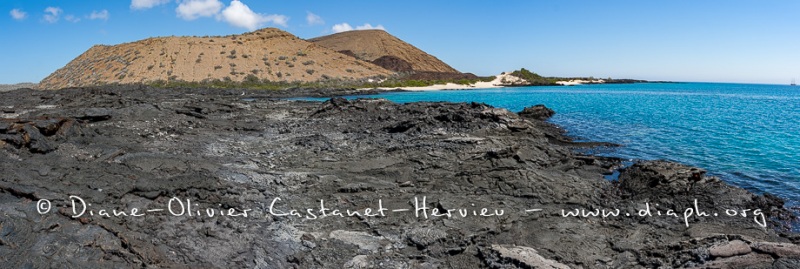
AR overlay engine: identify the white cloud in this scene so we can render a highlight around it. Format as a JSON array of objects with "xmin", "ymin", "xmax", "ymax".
[
  {"xmin": 131, "ymin": 0, "xmax": 170, "ymax": 10},
  {"xmin": 177, "ymin": 0, "xmax": 223, "ymax": 20},
  {"xmin": 262, "ymin": 14, "xmax": 289, "ymax": 27},
  {"xmin": 10, "ymin": 9, "xmax": 27, "ymax": 20},
  {"xmin": 43, "ymin": 7, "xmax": 62, "ymax": 23},
  {"xmin": 219, "ymin": 0, "xmax": 288, "ymax": 30},
  {"xmin": 306, "ymin": 11, "xmax": 323, "ymax": 25},
  {"xmin": 332, "ymin": 23, "xmax": 353, "ymax": 33},
  {"xmin": 332, "ymin": 22, "xmax": 385, "ymax": 33},
  {"xmin": 65, "ymin": 14, "xmax": 80, "ymax": 23},
  {"xmin": 89, "ymin": 10, "xmax": 110, "ymax": 21},
  {"xmin": 356, "ymin": 23, "xmax": 385, "ymax": 31}
]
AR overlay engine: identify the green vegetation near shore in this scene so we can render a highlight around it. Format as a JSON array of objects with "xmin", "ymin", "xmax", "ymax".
[
  {"xmin": 366, "ymin": 76, "xmax": 495, "ymax": 88},
  {"xmin": 147, "ymin": 75, "xmax": 497, "ymax": 90}
]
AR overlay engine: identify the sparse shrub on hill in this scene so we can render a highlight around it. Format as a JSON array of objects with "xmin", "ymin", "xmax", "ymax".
[{"xmin": 244, "ymin": 74, "xmax": 259, "ymax": 84}]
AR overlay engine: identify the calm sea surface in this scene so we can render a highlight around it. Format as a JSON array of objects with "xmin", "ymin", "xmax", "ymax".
[{"xmin": 305, "ymin": 83, "xmax": 800, "ymax": 205}]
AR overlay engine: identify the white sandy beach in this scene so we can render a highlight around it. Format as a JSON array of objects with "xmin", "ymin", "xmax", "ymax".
[
  {"xmin": 365, "ymin": 73, "xmax": 606, "ymax": 91},
  {"xmin": 365, "ymin": 72, "xmax": 521, "ymax": 91},
  {"xmin": 555, "ymin": 79, "xmax": 606, "ymax": 86}
]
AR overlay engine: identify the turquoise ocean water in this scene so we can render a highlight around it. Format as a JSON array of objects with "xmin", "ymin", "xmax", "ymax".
[{"xmin": 313, "ymin": 83, "xmax": 800, "ymax": 205}]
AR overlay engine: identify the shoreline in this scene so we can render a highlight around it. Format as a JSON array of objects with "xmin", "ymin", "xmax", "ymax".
[
  {"xmin": 360, "ymin": 74, "xmax": 668, "ymax": 92},
  {"xmin": 362, "ymin": 72, "xmax": 515, "ymax": 91},
  {"xmin": 0, "ymin": 83, "xmax": 37, "ymax": 92}
]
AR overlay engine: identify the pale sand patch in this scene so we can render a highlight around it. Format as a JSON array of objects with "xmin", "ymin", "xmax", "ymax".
[
  {"xmin": 365, "ymin": 72, "xmax": 522, "ymax": 91},
  {"xmin": 555, "ymin": 79, "xmax": 605, "ymax": 86}
]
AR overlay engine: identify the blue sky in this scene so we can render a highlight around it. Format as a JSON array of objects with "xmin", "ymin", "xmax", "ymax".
[{"xmin": 2, "ymin": 1, "xmax": 799, "ymax": 84}]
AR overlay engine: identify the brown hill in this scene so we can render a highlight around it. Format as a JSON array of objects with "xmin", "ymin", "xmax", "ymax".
[
  {"xmin": 308, "ymin": 30, "xmax": 460, "ymax": 74},
  {"xmin": 39, "ymin": 28, "xmax": 393, "ymax": 89}
]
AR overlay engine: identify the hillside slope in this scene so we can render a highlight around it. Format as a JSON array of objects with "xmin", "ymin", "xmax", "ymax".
[
  {"xmin": 309, "ymin": 30, "xmax": 460, "ymax": 73},
  {"xmin": 39, "ymin": 28, "xmax": 393, "ymax": 89}
]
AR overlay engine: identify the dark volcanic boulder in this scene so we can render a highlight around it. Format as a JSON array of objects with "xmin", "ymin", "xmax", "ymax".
[
  {"xmin": 618, "ymin": 160, "xmax": 796, "ymax": 232},
  {"xmin": 619, "ymin": 160, "xmax": 715, "ymax": 195},
  {"xmin": 518, "ymin": 104, "xmax": 555, "ymax": 120}
]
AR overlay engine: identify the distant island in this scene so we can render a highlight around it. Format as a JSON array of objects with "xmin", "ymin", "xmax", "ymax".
[{"xmin": 497, "ymin": 68, "xmax": 650, "ymax": 87}]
